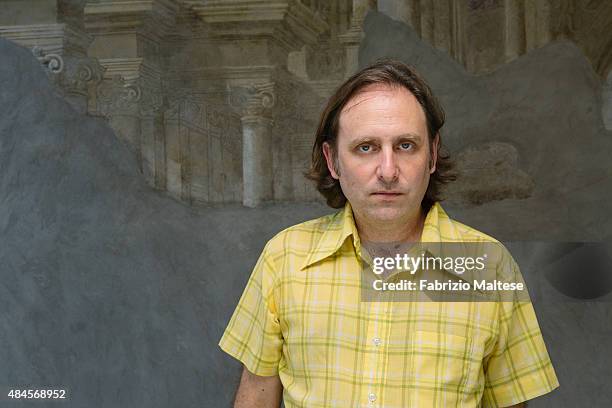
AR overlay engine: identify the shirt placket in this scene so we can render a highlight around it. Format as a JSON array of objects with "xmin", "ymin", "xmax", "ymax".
[{"xmin": 362, "ymin": 298, "xmax": 391, "ymax": 408}]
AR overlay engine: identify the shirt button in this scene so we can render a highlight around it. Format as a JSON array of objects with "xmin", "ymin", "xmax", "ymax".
[
  {"xmin": 373, "ymin": 337, "xmax": 381, "ymax": 346},
  {"xmin": 368, "ymin": 392, "xmax": 376, "ymax": 402}
]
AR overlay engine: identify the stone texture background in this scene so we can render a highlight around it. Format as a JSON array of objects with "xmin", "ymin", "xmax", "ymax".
[
  {"xmin": 0, "ymin": 38, "xmax": 330, "ymax": 408},
  {"xmin": 360, "ymin": 11, "xmax": 612, "ymax": 242},
  {"xmin": 0, "ymin": 2, "xmax": 611, "ymax": 408}
]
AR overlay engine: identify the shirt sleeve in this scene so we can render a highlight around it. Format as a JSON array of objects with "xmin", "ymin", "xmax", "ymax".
[
  {"xmin": 218, "ymin": 241, "xmax": 283, "ymax": 376},
  {"xmin": 481, "ymin": 255, "xmax": 560, "ymax": 407}
]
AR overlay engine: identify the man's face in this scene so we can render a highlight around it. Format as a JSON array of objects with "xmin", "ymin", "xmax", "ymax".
[{"xmin": 323, "ymin": 83, "xmax": 438, "ymax": 227}]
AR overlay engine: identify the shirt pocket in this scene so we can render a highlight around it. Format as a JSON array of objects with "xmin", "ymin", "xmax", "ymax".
[{"xmin": 408, "ymin": 330, "xmax": 484, "ymax": 395}]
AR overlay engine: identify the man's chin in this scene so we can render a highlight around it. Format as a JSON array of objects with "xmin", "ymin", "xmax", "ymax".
[{"xmin": 366, "ymin": 207, "xmax": 407, "ymax": 223}]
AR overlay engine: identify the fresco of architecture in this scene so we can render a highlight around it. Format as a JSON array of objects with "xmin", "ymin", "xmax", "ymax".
[{"xmin": 0, "ymin": 0, "xmax": 610, "ymax": 207}]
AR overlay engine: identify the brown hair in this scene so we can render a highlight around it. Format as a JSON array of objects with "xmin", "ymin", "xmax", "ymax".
[{"xmin": 305, "ymin": 58, "xmax": 455, "ymax": 210}]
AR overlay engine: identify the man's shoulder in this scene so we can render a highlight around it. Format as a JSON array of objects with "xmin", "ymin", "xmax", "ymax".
[
  {"xmin": 435, "ymin": 203, "xmax": 499, "ymax": 244},
  {"xmin": 446, "ymin": 217, "xmax": 499, "ymax": 243},
  {"xmin": 440, "ymin": 209, "xmax": 520, "ymax": 275}
]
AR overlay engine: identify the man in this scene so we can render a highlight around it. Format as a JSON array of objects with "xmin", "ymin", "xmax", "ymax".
[{"xmin": 219, "ymin": 59, "xmax": 559, "ymax": 407}]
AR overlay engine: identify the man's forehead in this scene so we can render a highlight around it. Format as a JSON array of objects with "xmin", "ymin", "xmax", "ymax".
[
  {"xmin": 341, "ymin": 83, "xmax": 404, "ymax": 113},
  {"xmin": 337, "ymin": 83, "xmax": 428, "ymax": 141}
]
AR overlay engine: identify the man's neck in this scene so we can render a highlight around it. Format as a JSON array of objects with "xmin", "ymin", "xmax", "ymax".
[{"xmin": 353, "ymin": 207, "xmax": 426, "ymax": 243}]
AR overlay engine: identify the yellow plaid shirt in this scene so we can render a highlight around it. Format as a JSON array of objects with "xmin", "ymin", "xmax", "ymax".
[{"xmin": 219, "ymin": 201, "xmax": 559, "ymax": 407}]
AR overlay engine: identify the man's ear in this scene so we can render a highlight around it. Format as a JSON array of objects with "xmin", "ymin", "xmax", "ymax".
[
  {"xmin": 429, "ymin": 133, "xmax": 440, "ymax": 174},
  {"xmin": 322, "ymin": 142, "xmax": 340, "ymax": 180}
]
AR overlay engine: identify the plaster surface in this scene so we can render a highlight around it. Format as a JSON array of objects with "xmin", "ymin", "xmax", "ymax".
[{"xmin": 1, "ymin": 8, "xmax": 612, "ymax": 404}]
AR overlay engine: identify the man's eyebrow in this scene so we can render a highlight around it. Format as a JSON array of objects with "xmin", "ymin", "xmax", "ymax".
[{"xmin": 348, "ymin": 133, "xmax": 424, "ymax": 146}]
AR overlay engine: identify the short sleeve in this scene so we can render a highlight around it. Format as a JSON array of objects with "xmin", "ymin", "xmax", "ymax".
[
  {"xmin": 218, "ymin": 242, "xmax": 283, "ymax": 376},
  {"xmin": 482, "ymin": 256, "xmax": 560, "ymax": 407}
]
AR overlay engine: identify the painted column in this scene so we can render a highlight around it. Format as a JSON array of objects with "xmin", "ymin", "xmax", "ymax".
[
  {"xmin": 504, "ymin": 0, "xmax": 526, "ymax": 62},
  {"xmin": 84, "ymin": 0, "xmax": 176, "ymax": 187},
  {"xmin": 338, "ymin": 0, "xmax": 376, "ymax": 78},
  {"xmin": 240, "ymin": 84, "xmax": 276, "ymax": 207}
]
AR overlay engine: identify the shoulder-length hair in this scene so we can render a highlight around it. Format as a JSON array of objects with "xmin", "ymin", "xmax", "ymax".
[{"xmin": 305, "ymin": 58, "xmax": 455, "ymax": 210}]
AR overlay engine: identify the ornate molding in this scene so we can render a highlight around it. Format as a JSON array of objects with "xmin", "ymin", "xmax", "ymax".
[
  {"xmin": 94, "ymin": 57, "xmax": 163, "ymax": 116},
  {"xmin": 188, "ymin": 0, "xmax": 328, "ymax": 49},
  {"xmin": 32, "ymin": 46, "xmax": 64, "ymax": 74},
  {"xmin": 338, "ymin": 0, "xmax": 375, "ymax": 45},
  {"xmin": 172, "ymin": 65, "xmax": 277, "ymax": 83},
  {"xmin": 0, "ymin": 23, "xmax": 92, "ymax": 56},
  {"xmin": 84, "ymin": 0, "xmax": 179, "ymax": 37},
  {"xmin": 97, "ymin": 57, "xmax": 160, "ymax": 82}
]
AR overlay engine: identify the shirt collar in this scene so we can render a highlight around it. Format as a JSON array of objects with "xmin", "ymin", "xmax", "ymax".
[
  {"xmin": 419, "ymin": 202, "xmax": 469, "ymax": 274},
  {"xmin": 301, "ymin": 201, "xmax": 457, "ymax": 270},
  {"xmin": 301, "ymin": 200, "xmax": 361, "ymax": 270},
  {"xmin": 419, "ymin": 203, "xmax": 490, "ymax": 287}
]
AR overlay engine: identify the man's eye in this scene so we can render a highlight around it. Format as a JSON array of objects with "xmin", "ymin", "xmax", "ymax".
[
  {"xmin": 358, "ymin": 145, "xmax": 371, "ymax": 152},
  {"xmin": 399, "ymin": 142, "xmax": 413, "ymax": 150}
]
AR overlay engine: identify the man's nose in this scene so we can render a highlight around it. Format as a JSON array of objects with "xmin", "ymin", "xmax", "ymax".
[{"xmin": 376, "ymin": 147, "xmax": 399, "ymax": 183}]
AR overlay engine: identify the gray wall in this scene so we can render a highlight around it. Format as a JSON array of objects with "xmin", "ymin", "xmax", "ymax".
[
  {"xmin": 0, "ymin": 38, "xmax": 329, "ymax": 407},
  {"xmin": 1, "ymin": 10, "xmax": 611, "ymax": 407}
]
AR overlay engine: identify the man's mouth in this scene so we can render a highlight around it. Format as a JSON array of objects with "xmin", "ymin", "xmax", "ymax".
[{"xmin": 372, "ymin": 191, "xmax": 403, "ymax": 197}]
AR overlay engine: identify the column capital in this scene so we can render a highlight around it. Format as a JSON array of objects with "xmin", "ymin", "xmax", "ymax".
[
  {"xmin": 30, "ymin": 46, "xmax": 104, "ymax": 112},
  {"xmin": 61, "ymin": 55, "xmax": 105, "ymax": 96},
  {"xmin": 95, "ymin": 75, "xmax": 143, "ymax": 116},
  {"xmin": 229, "ymin": 82, "xmax": 277, "ymax": 118},
  {"xmin": 94, "ymin": 74, "xmax": 163, "ymax": 117}
]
